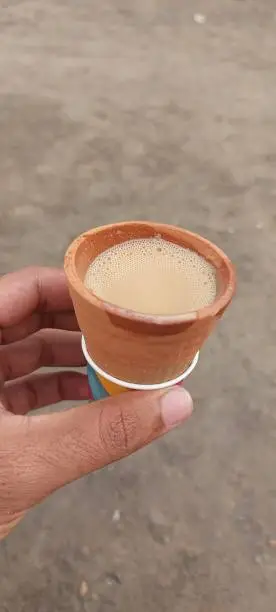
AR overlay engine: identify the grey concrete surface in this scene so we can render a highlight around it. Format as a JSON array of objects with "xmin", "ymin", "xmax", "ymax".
[{"xmin": 0, "ymin": 1, "xmax": 276, "ymax": 610}]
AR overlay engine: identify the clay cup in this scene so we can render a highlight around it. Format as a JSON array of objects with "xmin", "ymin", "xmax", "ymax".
[{"xmin": 64, "ymin": 221, "xmax": 236, "ymax": 385}]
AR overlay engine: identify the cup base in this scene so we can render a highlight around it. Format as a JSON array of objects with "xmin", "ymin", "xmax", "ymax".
[{"xmin": 82, "ymin": 336, "xmax": 199, "ymax": 398}]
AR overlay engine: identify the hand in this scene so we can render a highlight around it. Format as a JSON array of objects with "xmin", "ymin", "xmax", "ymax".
[{"xmin": 0, "ymin": 267, "xmax": 193, "ymax": 539}]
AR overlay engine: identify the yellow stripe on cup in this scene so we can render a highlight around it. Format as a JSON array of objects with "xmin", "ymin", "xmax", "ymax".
[{"xmin": 98, "ymin": 373, "xmax": 128, "ymax": 396}]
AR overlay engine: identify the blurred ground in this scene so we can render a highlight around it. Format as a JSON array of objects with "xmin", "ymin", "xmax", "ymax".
[{"xmin": 0, "ymin": 1, "xmax": 276, "ymax": 610}]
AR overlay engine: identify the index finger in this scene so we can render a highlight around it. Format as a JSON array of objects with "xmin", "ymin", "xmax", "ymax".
[{"xmin": 0, "ymin": 267, "xmax": 76, "ymax": 340}]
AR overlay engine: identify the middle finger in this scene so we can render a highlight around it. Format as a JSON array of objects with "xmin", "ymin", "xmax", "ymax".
[
  {"xmin": 1, "ymin": 311, "xmax": 79, "ymax": 345},
  {"xmin": 0, "ymin": 330, "xmax": 85, "ymax": 382}
]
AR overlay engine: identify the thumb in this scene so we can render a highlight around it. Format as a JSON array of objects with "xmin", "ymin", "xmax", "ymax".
[{"xmin": 26, "ymin": 387, "xmax": 193, "ymax": 505}]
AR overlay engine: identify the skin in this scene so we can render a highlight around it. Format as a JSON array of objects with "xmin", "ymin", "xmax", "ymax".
[{"xmin": 0, "ymin": 267, "xmax": 193, "ymax": 539}]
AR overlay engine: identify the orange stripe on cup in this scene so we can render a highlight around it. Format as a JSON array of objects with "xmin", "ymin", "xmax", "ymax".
[{"xmin": 97, "ymin": 373, "xmax": 128, "ymax": 396}]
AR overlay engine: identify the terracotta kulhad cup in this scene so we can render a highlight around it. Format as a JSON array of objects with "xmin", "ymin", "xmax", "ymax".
[{"xmin": 64, "ymin": 222, "xmax": 236, "ymax": 385}]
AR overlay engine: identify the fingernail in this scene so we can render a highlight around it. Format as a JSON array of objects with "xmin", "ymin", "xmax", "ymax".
[{"xmin": 161, "ymin": 387, "xmax": 193, "ymax": 430}]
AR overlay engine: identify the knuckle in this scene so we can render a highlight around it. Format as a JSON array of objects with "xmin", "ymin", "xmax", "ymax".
[{"xmin": 98, "ymin": 402, "xmax": 139, "ymax": 460}]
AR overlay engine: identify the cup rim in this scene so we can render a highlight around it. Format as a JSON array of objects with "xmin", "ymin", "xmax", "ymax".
[
  {"xmin": 82, "ymin": 335, "xmax": 199, "ymax": 389},
  {"xmin": 64, "ymin": 221, "xmax": 236, "ymax": 325}
]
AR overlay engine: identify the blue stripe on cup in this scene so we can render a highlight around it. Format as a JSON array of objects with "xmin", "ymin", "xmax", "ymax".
[{"xmin": 87, "ymin": 363, "xmax": 109, "ymax": 401}]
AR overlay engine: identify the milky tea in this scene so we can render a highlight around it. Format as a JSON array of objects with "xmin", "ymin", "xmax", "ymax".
[{"xmin": 84, "ymin": 237, "xmax": 217, "ymax": 316}]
